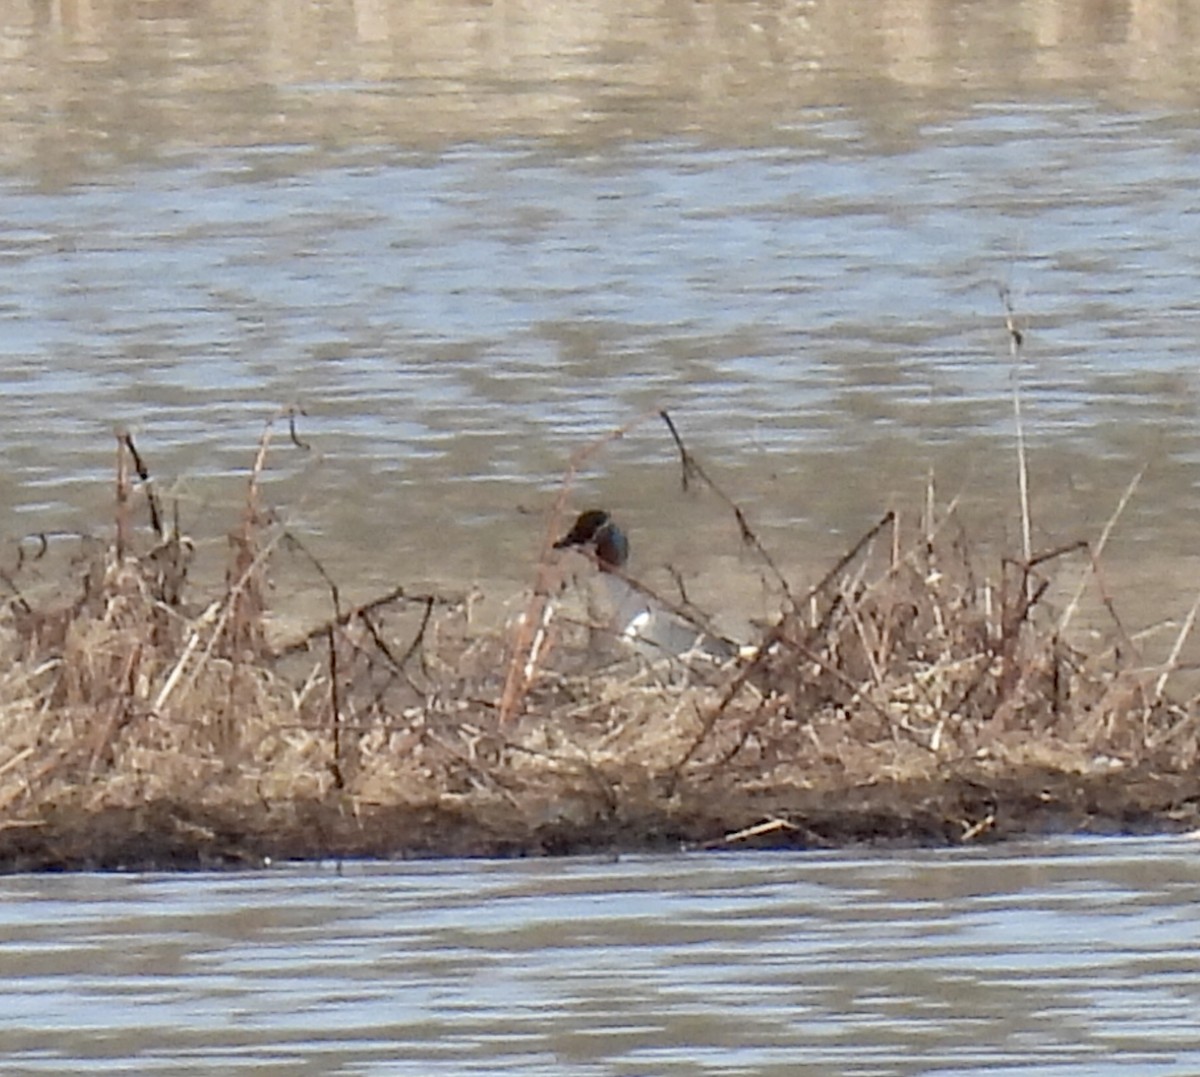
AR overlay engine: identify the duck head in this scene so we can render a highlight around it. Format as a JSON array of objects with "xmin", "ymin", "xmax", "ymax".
[{"xmin": 553, "ymin": 509, "xmax": 629, "ymax": 571}]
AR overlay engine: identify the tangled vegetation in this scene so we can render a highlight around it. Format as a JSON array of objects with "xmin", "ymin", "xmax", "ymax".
[{"xmin": 1, "ymin": 405, "xmax": 1199, "ymax": 872}]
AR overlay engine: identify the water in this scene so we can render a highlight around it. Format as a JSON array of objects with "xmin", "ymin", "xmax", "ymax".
[
  {"xmin": 4, "ymin": 9, "xmax": 1200, "ymax": 1067},
  {"xmin": 2, "ymin": 837, "xmax": 1199, "ymax": 1074},
  {"xmin": 2, "ymin": 0, "xmax": 1200, "ymax": 631}
]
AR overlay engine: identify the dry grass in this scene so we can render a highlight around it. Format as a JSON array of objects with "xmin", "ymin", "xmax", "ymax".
[{"xmin": 1, "ymin": 414, "xmax": 1199, "ymax": 870}]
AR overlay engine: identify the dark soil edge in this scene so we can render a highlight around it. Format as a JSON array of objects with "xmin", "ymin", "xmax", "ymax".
[{"xmin": 5, "ymin": 766, "xmax": 1199, "ymax": 872}]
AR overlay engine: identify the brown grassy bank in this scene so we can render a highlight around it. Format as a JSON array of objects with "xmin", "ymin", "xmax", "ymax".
[{"xmin": 2, "ymin": 416, "xmax": 1199, "ymax": 872}]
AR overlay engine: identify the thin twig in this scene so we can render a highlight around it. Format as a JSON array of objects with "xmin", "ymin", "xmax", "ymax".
[
  {"xmin": 327, "ymin": 624, "xmax": 344, "ymax": 789},
  {"xmin": 1153, "ymin": 588, "xmax": 1200, "ymax": 705},
  {"xmin": 659, "ymin": 409, "xmax": 793, "ymax": 606},
  {"xmin": 1000, "ymin": 286, "xmax": 1032, "ymax": 570},
  {"xmin": 1058, "ymin": 464, "xmax": 1145, "ymax": 635}
]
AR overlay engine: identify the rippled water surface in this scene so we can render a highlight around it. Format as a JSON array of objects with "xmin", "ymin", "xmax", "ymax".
[
  {"xmin": 0, "ymin": 7, "xmax": 1199, "ymax": 698},
  {"xmin": 3, "ymin": 10, "xmax": 1200, "ymax": 1070},
  {"xmin": 2, "ymin": 838, "xmax": 1200, "ymax": 1075},
  {"xmin": 2, "ymin": 0, "xmax": 1200, "ymax": 620}
]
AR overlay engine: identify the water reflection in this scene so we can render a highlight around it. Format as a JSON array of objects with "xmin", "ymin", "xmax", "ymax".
[
  {"xmin": 5, "ymin": 0, "xmax": 1199, "ymax": 172},
  {"xmin": 1, "ymin": 838, "xmax": 1199, "ymax": 1074}
]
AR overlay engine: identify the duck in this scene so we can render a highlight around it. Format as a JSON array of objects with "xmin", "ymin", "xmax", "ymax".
[
  {"xmin": 553, "ymin": 509, "xmax": 629, "ymax": 572},
  {"xmin": 553, "ymin": 509, "xmax": 737, "ymax": 664}
]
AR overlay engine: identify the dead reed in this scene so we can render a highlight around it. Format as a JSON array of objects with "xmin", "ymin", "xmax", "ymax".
[{"xmin": 0, "ymin": 403, "xmax": 1198, "ymax": 870}]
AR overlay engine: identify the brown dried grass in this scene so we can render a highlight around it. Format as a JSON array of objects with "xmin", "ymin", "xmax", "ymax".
[{"xmin": 1, "ymin": 414, "xmax": 1198, "ymax": 869}]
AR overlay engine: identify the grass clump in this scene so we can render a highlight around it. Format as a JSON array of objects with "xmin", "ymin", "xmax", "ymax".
[{"xmin": 0, "ymin": 410, "xmax": 1198, "ymax": 872}]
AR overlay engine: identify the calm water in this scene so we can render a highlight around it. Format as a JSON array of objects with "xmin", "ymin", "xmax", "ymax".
[
  {"xmin": 2, "ymin": 0, "xmax": 1200, "ymax": 634},
  {"xmin": 2, "ymin": 838, "xmax": 1199, "ymax": 1075}
]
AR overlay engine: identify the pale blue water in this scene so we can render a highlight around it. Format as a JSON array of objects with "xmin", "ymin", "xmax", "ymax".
[
  {"xmin": 2, "ymin": 838, "xmax": 1199, "ymax": 1075},
  {"xmin": 6, "ymin": 106, "xmax": 1200, "ymax": 494},
  {"xmin": 3, "ymin": 0, "xmax": 1200, "ymax": 621},
  {"xmin": 4, "ymin": 98, "xmax": 1200, "ymax": 602}
]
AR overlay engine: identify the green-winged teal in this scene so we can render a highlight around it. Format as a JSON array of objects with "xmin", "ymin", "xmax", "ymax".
[{"xmin": 554, "ymin": 509, "xmax": 736, "ymax": 663}]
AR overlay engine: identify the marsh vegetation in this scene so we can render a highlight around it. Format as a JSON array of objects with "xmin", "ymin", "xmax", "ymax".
[{"xmin": 2, "ymin": 382, "xmax": 1199, "ymax": 874}]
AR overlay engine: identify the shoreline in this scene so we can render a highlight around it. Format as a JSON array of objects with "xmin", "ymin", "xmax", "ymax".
[{"xmin": 4, "ymin": 764, "xmax": 1197, "ymax": 872}]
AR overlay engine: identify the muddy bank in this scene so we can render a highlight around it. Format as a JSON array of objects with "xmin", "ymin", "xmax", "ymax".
[{"xmin": 3, "ymin": 765, "xmax": 1198, "ymax": 873}]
